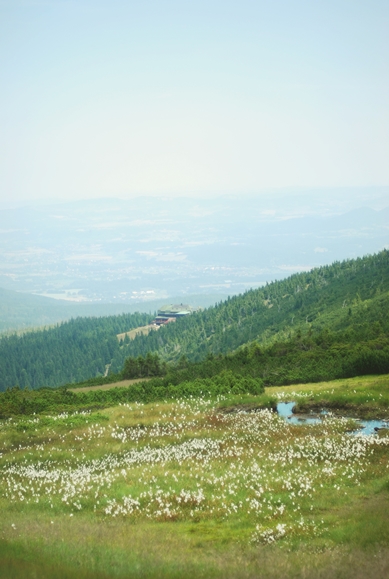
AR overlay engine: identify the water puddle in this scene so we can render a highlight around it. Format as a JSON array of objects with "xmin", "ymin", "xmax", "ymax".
[
  {"xmin": 353, "ymin": 419, "xmax": 389, "ymax": 436},
  {"xmin": 277, "ymin": 402, "xmax": 388, "ymax": 435},
  {"xmin": 277, "ymin": 402, "xmax": 321, "ymax": 426}
]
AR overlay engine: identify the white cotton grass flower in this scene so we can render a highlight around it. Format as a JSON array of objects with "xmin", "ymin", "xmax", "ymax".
[{"xmin": 1, "ymin": 396, "xmax": 388, "ymax": 545}]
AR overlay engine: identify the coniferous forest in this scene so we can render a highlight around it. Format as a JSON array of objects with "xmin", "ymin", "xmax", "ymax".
[
  {"xmin": 0, "ymin": 312, "xmax": 151, "ymax": 390},
  {"xmin": 0, "ymin": 250, "xmax": 388, "ymax": 392}
]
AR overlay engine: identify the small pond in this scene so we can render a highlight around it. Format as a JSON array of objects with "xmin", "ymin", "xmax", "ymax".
[{"xmin": 277, "ymin": 402, "xmax": 389, "ymax": 436}]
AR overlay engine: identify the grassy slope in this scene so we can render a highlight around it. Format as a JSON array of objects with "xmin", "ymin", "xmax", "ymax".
[{"xmin": 1, "ymin": 377, "xmax": 389, "ymax": 578}]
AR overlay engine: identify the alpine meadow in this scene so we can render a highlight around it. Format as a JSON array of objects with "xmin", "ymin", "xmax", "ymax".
[{"xmin": 1, "ymin": 250, "xmax": 389, "ymax": 578}]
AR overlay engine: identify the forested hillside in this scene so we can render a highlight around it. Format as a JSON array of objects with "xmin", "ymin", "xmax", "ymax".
[
  {"xmin": 0, "ymin": 288, "xmax": 225, "ymax": 333},
  {"xmin": 119, "ymin": 250, "xmax": 389, "ymax": 361},
  {"xmin": 0, "ymin": 312, "xmax": 151, "ymax": 391},
  {"xmin": 0, "ymin": 250, "xmax": 388, "ymax": 391}
]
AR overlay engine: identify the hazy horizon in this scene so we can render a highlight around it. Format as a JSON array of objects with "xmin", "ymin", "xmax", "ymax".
[
  {"xmin": 1, "ymin": 2, "xmax": 389, "ymax": 309},
  {"xmin": 1, "ymin": 1, "xmax": 388, "ymax": 205},
  {"xmin": 0, "ymin": 185, "xmax": 389, "ymax": 212},
  {"xmin": 1, "ymin": 191, "xmax": 388, "ymax": 308}
]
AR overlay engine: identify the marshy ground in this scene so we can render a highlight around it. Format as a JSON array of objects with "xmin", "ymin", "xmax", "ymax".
[{"xmin": 1, "ymin": 375, "xmax": 389, "ymax": 578}]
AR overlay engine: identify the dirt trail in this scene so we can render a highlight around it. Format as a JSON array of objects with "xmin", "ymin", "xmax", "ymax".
[
  {"xmin": 69, "ymin": 377, "xmax": 150, "ymax": 393},
  {"xmin": 117, "ymin": 324, "xmax": 158, "ymax": 341}
]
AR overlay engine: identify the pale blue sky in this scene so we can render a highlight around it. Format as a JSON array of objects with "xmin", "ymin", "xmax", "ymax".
[{"xmin": 1, "ymin": 0, "xmax": 388, "ymax": 202}]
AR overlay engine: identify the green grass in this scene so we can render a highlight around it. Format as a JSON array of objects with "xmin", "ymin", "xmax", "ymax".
[
  {"xmin": 1, "ymin": 377, "xmax": 389, "ymax": 578},
  {"xmin": 267, "ymin": 374, "xmax": 389, "ymax": 418}
]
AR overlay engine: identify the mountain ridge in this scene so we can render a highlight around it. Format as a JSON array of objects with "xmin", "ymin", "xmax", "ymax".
[{"xmin": 0, "ymin": 249, "xmax": 388, "ymax": 391}]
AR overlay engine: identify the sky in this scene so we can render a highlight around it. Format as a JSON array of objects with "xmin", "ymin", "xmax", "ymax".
[{"xmin": 0, "ymin": 0, "xmax": 388, "ymax": 203}]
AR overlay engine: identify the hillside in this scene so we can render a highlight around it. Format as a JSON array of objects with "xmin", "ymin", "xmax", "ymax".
[
  {"xmin": 0, "ymin": 312, "xmax": 152, "ymax": 390},
  {"xmin": 0, "ymin": 250, "xmax": 388, "ymax": 391},
  {"xmin": 117, "ymin": 249, "xmax": 389, "ymax": 361},
  {"xmin": 0, "ymin": 288, "xmax": 226, "ymax": 333}
]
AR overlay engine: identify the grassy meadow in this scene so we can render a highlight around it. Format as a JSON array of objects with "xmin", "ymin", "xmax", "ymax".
[
  {"xmin": 1, "ymin": 376, "xmax": 389, "ymax": 578},
  {"xmin": 270, "ymin": 374, "xmax": 389, "ymax": 419}
]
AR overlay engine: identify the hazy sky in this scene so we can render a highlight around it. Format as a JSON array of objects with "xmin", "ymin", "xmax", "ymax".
[{"xmin": 1, "ymin": 0, "xmax": 388, "ymax": 203}]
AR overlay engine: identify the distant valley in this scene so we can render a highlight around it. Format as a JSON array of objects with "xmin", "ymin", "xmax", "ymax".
[{"xmin": 1, "ymin": 188, "xmax": 388, "ymax": 310}]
